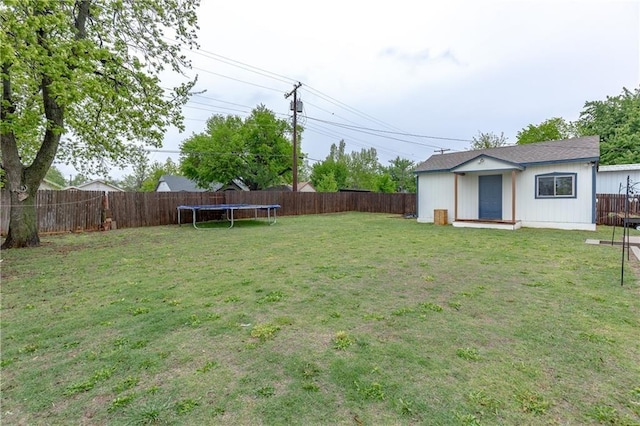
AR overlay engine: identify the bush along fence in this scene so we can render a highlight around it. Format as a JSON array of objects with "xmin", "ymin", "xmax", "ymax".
[{"xmin": 0, "ymin": 190, "xmax": 417, "ymax": 235}]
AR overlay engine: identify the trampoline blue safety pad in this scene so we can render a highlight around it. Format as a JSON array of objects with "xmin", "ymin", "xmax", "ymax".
[{"xmin": 177, "ymin": 204, "xmax": 281, "ymax": 229}]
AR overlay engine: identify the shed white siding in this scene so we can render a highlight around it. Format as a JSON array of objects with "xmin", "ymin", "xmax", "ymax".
[
  {"xmin": 417, "ymin": 173, "xmax": 455, "ymax": 223},
  {"xmin": 417, "ymin": 163, "xmax": 596, "ymax": 230},
  {"xmin": 596, "ymin": 164, "xmax": 640, "ymax": 194},
  {"xmin": 516, "ymin": 163, "xmax": 595, "ymax": 230}
]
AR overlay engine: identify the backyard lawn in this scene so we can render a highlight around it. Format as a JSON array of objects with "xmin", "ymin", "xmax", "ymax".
[{"xmin": 1, "ymin": 212, "xmax": 639, "ymax": 425}]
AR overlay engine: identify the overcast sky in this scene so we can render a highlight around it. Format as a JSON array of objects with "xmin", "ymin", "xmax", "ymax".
[{"xmin": 61, "ymin": 0, "xmax": 640, "ymax": 180}]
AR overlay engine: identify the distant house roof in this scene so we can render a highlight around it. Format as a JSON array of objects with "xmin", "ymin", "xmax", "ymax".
[
  {"xmin": 39, "ymin": 179, "xmax": 63, "ymax": 190},
  {"xmin": 156, "ymin": 175, "xmax": 208, "ymax": 192},
  {"xmin": 598, "ymin": 163, "xmax": 640, "ymax": 172},
  {"xmin": 156, "ymin": 175, "xmax": 249, "ymax": 192},
  {"xmin": 415, "ymin": 136, "xmax": 600, "ymax": 173},
  {"xmin": 264, "ymin": 182, "xmax": 316, "ymax": 192},
  {"xmin": 65, "ymin": 180, "xmax": 124, "ymax": 192}
]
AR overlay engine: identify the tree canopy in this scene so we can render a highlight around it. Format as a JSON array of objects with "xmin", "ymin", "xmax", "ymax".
[
  {"xmin": 0, "ymin": 1, "xmax": 199, "ymax": 248},
  {"xmin": 180, "ymin": 106, "xmax": 295, "ymax": 190},
  {"xmin": 578, "ymin": 87, "xmax": 640, "ymax": 165},
  {"xmin": 470, "ymin": 131, "xmax": 508, "ymax": 150},
  {"xmin": 516, "ymin": 117, "xmax": 576, "ymax": 144}
]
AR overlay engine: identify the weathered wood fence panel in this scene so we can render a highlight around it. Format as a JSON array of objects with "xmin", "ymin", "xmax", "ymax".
[
  {"xmin": 0, "ymin": 190, "xmax": 104, "ymax": 235},
  {"xmin": 0, "ymin": 190, "xmax": 416, "ymax": 235},
  {"xmin": 596, "ymin": 193, "xmax": 640, "ymax": 226}
]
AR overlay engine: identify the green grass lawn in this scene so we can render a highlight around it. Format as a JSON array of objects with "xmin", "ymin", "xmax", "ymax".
[{"xmin": 1, "ymin": 213, "xmax": 639, "ymax": 425}]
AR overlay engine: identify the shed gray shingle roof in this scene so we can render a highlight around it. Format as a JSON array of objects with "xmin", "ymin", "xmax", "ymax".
[{"xmin": 415, "ymin": 136, "xmax": 600, "ymax": 173}]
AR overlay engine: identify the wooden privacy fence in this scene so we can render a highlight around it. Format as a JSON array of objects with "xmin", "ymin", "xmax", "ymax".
[
  {"xmin": 0, "ymin": 190, "xmax": 104, "ymax": 235},
  {"xmin": 0, "ymin": 190, "xmax": 416, "ymax": 235},
  {"xmin": 596, "ymin": 193, "xmax": 640, "ymax": 226}
]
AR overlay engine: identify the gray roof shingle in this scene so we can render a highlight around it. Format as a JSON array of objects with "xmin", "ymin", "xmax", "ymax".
[{"xmin": 415, "ymin": 136, "xmax": 600, "ymax": 173}]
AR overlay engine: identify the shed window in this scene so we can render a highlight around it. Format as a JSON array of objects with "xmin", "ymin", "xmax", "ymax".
[{"xmin": 536, "ymin": 173, "xmax": 576, "ymax": 198}]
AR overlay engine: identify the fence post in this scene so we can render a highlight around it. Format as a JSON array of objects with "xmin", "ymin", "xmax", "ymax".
[{"xmin": 101, "ymin": 191, "xmax": 113, "ymax": 231}]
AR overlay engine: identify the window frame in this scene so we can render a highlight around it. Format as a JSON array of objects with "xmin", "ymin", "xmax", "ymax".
[{"xmin": 535, "ymin": 172, "xmax": 577, "ymax": 199}]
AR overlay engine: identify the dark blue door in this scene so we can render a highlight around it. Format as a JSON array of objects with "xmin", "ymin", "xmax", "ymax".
[{"xmin": 479, "ymin": 175, "xmax": 502, "ymax": 220}]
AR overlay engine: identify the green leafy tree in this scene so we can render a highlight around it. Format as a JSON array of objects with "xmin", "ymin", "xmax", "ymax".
[
  {"xmin": 516, "ymin": 117, "xmax": 576, "ymax": 144},
  {"xmin": 44, "ymin": 165, "xmax": 66, "ymax": 187},
  {"xmin": 384, "ymin": 156, "xmax": 416, "ymax": 193},
  {"xmin": 180, "ymin": 106, "xmax": 295, "ymax": 190},
  {"xmin": 140, "ymin": 158, "xmax": 182, "ymax": 192},
  {"xmin": 345, "ymin": 147, "xmax": 381, "ymax": 190},
  {"xmin": 0, "ymin": 1, "xmax": 199, "ymax": 248},
  {"xmin": 374, "ymin": 173, "xmax": 396, "ymax": 193},
  {"xmin": 69, "ymin": 173, "xmax": 89, "ymax": 187},
  {"xmin": 470, "ymin": 131, "xmax": 508, "ymax": 150},
  {"xmin": 314, "ymin": 172, "xmax": 339, "ymax": 192},
  {"xmin": 578, "ymin": 87, "xmax": 640, "ymax": 165},
  {"xmin": 310, "ymin": 140, "xmax": 349, "ymax": 191}
]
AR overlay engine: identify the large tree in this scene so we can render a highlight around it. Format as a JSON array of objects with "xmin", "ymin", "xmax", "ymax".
[
  {"xmin": 180, "ymin": 105, "xmax": 296, "ymax": 190},
  {"xmin": 0, "ymin": 1, "xmax": 199, "ymax": 248},
  {"xmin": 470, "ymin": 131, "xmax": 508, "ymax": 150},
  {"xmin": 516, "ymin": 117, "xmax": 576, "ymax": 144},
  {"xmin": 309, "ymin": 140, "xmax": 348, "ymax": 191},
  {"xmin": 384, "ymin": 156, "xmax": 416, "ymax": 193},
  {"xmin": 578, "ymin": 86, "xmax": 640, "ymax": 165}
]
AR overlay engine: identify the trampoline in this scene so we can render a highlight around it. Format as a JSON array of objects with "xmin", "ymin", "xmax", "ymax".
[{"xmin": 177, "ymin": 204, "xmax": 281, "ymax": 229}]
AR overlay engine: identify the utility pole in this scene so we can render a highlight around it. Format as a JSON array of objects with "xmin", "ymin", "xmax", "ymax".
[
  {"xmin": 285, "ymin": 82, "xmax": 302, "ymax": 191},
  {"xmin": 434, "ymin": 148, "xmax": 451, "ymax": 155}
]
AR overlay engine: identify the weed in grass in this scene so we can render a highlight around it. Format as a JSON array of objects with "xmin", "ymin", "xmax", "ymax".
[
  {"xmin": 256, "ymin": 385, "xmax": 275, "ymax": 397},
  {"xmin": 330, "ymin": 311, "xmax": 341, "ymax": 318},
  {"xmin": 455, "ymin": 413, "xmax": 482, "ymax": 425},
  {"xmin": 64, "ymin": 379, "xmax": 95, "ymax": 396},
  {"xmin": 167, "ymin": 299, "xmax": 180, "ymax": 306},
  {"xmin": 391, "ymin": 307, "xmax": 415, "ymax": 316},
  {"xmin": 125, "ymin": 400, "xmax": 171, "ymax": 425},
  {"xmin": 109, "ymin": 393, "xmax": 136, "ymax": 412},
  {"xmin": 515, "ymin": 390, "xmax": 550, "ymax": 415},
  {"xmin": 586, "ymin": 404, "xmax": 620, "ymax": 423},
  {"xmin": 114, "ymin": 376, "xmax": 139, "ymax": 393},
  {"xmin": 301, "ymin": 362, "xmax": 320, "ymax": 379},
  {"xmin": 132, "ymin": 307, "xmax": 150, "ymax": 316},
  {"xmin": 362, "ymin": 312, "xmax": 385, "ymax": 321},
  {"xmin": 256, "ymin": 290, "xmax": 284, "ymax": 303},
  {"xmin": 250, "ymin": 323, "xmax": 281, "ymax": 341},
  {"xmin": 467, "ymin": 390, "xmax": 501, "ymax": 415},
  {"xmin": 19, "ymin": 344, "xmax": 39, "ymax": 354},
  {"xmin": 355, "ymin": 381, "xmax": 385, "ymax": 400},
  {"xmin": 419, "ymin": 302, "xmax": 443, "ymax": 312},
  {"xmin": 113, "ymin": 337, "xmax": 129, "ymax": 349},
  {"xmin": 456, "ymin": 348, "xmax": 480, "ymax": 361},
  {"xmin": 186, "ymin": 314, "xmax": 201, "ymax": 327},
  {"xmin": 197, "ymin": 361, "xmax": 217, "ymax": 373},
  {"xmin": 333, "ymin": 331, "xmax": 353, "ymax": 350},
  {"xmin": 302, "ymin": 382, "xmax": 320, "ymax": 392},
  {"xmin": 175, "ymin": 398, "xmax": 199, "ymax": 414},
  {"xmin": 397, "ymin": 398, "xmax": 415, "ymax": 416},
  {"xmin": 224, "ymin": 296, "xmax": 240, "ymax": 303},
  {"xmin": 131, "ymin": 340, "xmax": 148, "ymax": 349},
  {"xmin": 0, "ymin": 358, "xmax": 14, "ymax": 368}
]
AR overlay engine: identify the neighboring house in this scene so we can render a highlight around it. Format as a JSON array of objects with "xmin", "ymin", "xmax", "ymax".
[
  {"xmin": 38, "ymin": 179, "xmax": 63, "ymax": 191},
  {"xmin": 414, "ymin": 136, "xmax": 600, "ymax": 231},
  {"xmin": 596, "ymin": 163, "xmax": 640, "ymax": 194},
  {"xmin": 264, "ymin": 182, "xmax": 316, "ymax": 192},
  {"xmin": 155, "ymin": 175, "xmax": 248, "ymax": 192},
  {"xmin": 65, "ymin": 180, "xmax": 124, "ymax": 192}
]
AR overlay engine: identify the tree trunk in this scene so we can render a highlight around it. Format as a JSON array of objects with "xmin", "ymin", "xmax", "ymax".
[{"xmin": 2, "ymin": 185, "xmax": 40, "ymax": 249}]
